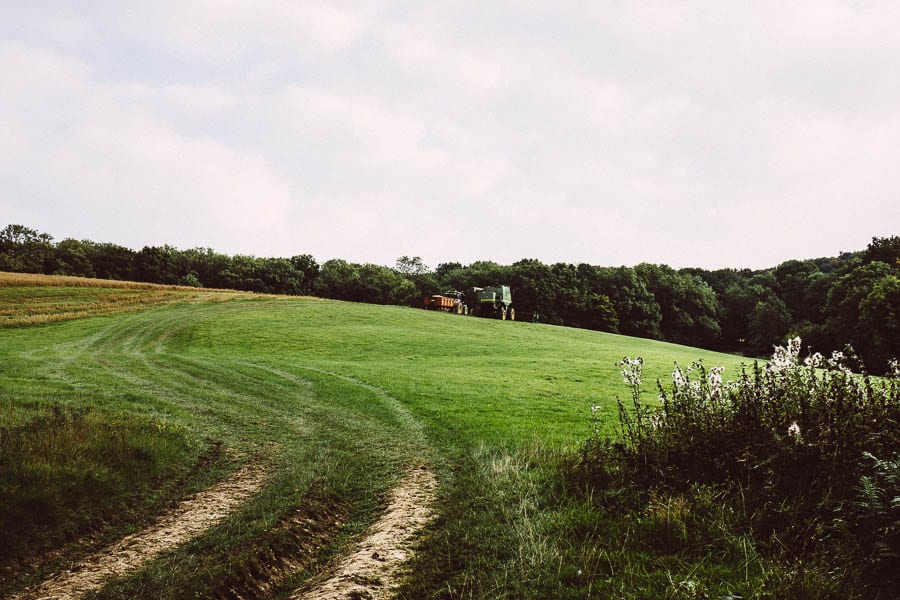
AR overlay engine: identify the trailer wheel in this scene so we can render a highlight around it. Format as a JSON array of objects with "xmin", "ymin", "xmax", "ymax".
[
  {"xmin": 501, "ymin": 306, "xmax": 507, "ymax": 320},
  {"xmin": 508, "ymin": 307, "xmax": 515, "ymax": 321}
]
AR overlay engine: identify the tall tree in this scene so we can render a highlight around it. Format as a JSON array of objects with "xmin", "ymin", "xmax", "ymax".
[
  {"xmin": 863, "ymin": 235, "xmax": 900, "ymax": 267},
  {"xmin": 134, "ymin": 245, "xmax": 182, "ymax": 284},
  {"xmin": 0, "ymin": 224, "xmax": 54, "ymax": 273},
  {"xmin": 83, "ymin": 242, "xmax": 135, "ymax": 280},
  {"xmin": 510, "ymin": 259, "xmax": 557, "ymax": 322},
  {"xmin": 47, "ymin": 239, "xmax": 95, "ymax": 277},
  {"xmin": 594, "ymin": 266, "xmax": 662, "ymax": 339},
  {"xmin": 636, "ymin": 263, "xmax": 722, "ymax": 346},
  {"xmin": 858, "ymin": 275, "xmax": 900, "ymax": 371},
  {"xmin": 395, "ymin": 256, "xmax": 437, "ymax": 304},
  {"xmin": 290, "ymin": 254, "xmax": 320, "ymax": 293}
]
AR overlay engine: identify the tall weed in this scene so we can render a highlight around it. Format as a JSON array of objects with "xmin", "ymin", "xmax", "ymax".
[{"xmin": 579, "ymin": 339, "xmax": 900, "ymax": 596}]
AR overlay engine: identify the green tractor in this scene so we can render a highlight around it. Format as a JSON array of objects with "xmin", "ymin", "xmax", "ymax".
[{"xmin": 470, "ymin": 285, "xmax": 515, "ymax": 320}]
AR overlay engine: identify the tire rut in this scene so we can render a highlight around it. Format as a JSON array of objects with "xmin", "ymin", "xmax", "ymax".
[
  {"xmin": 12, "ymin": 463, "xmax": 268, "ymax": 600},
  {"xmin": 209, "ymin": 499, "xmax": 347, "ymax": 600}
]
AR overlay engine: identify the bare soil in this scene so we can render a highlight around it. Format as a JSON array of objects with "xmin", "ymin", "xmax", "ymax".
[
  {"xmin": 12, "ymin": 463, "xmax": 268, "ymax": 600},
  {"xmin": 292, "ymin": 464, "xmax": 437, "ymax": 600}
]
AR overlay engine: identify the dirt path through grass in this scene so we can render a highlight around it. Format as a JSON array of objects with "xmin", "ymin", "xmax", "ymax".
[
  {"xmin": 292, "ymin": 464, "xmax": 437, "ymax": 600},
  {"xmin": 13, "ymin": 463, "xmax": 268, "ymax": 600}
]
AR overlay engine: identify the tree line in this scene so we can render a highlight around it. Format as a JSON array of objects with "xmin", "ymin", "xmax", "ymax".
[{"xmin": 2, "ymin": 224, "xmax": 898, "ymax": 373}]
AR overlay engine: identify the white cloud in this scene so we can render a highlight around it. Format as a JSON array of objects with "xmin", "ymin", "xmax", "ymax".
[
  {"xmin": 2, "ymin": 3, "xmax": 898, "ymax": 268},
  {"xmin": 1, "ymin": 42, "xmax": 294, "ymax": 254},
  {"xmin": 104, "ymin": 0, "xmax": 379, "ymax": 62}
]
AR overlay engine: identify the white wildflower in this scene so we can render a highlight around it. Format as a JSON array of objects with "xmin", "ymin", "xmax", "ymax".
[
  {"xmin": 824, "ymin": 350, "xmax": 853, "ymax": 374},
  {"xmin": 827, "ymin": 350, "xmax": 845, "ymax": 368},
  {"xmin": 787, "ymin": 421, "xmax": 801, "ymax": 439},
  {"xmin": 708, "ymin": 366, "xmax": 725, "ymax": 399},
  {"xmin": 673, "ymin": 366, "xmax": 686, "ymax": 387},
  {"xmin": 619, "ymin": 356, "xmax": 643, "ymax": 386},
  {"xmin": 770, "ymin": 337, "xmax": 802, "ymax": 373},
  {"xmin": 804, "ymin": 352, "xmax": 823, "ymax": 368}
]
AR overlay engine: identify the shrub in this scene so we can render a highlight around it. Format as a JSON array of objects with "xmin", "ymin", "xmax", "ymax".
[{"xmin": 579, "ymin": 339, "xmax": 900, "ymax": 595}]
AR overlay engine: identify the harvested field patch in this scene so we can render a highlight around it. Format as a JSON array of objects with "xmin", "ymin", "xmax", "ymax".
[
  {"xmin": 0, "ymin": 272, "xmax": 257, "ymax": 327},
  {"xmin": 0, "ymin": 271, "xmax": 233, "ymax": 291}
]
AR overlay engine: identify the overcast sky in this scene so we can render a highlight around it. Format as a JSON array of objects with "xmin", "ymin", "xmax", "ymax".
[{"xmin": 3, "ymin": 2, "xmax": 899, "ymax": 270}]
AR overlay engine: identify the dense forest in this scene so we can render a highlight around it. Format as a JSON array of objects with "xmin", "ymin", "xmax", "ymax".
[{"xmin": 2, "ymin": 224, "xmax": 898, "ymax": 373}]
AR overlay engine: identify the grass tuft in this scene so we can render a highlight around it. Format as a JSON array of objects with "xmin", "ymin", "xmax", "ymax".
[{"xmin": 0, "ymin": 406, "xmax": 203, "ymax": 570}]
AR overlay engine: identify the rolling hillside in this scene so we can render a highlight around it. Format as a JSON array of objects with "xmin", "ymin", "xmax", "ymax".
[{"xmin": 1, "ymin": 275, "xmax": 757, "ymax": 598}]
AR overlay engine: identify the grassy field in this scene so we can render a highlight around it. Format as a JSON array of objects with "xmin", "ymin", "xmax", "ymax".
[{"xmin": 0, "ymin": 275, "xmax": 762, "ymax": 598}]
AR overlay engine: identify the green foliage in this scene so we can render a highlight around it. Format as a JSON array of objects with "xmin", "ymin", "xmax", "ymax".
[
  {"xmin": 290, "ymin": 253, "xmax": 319, "ymax": 289},
  {"xmin": 177, "ymin": 272, "xmax": 203, "ymax": 287},
  {"xmin": 134, "ymin": 245, "xmax": 180, "ymax": 284},
  {"xmin": 46, "ymin": 239, "xmax": 95, "ymax": 278},
  {"xmin": 313, "ymin": 259, "xmax": 417, "ymax": 305},
  {"xmin": 395, "ymin": 255, "xmax": 428, "ymax": 278},
  {"xmin": 862, "ymin": 235, "xmax": 900, "ymax": 266},
  {"xmin": 635, "ymin": 263, "xmax": 722, "ymax": 347},
  {"xmin": 83, "ymin": 241, "xmax": 136, "ymax": 280},
  {"xmin": 846, "ymin": 452, "xmax": 900, "ymax": 592},
  {"xmin": 596, "ymin": 265, "xmax": 663, "ymax": 338},
  {"xmin": 826, "ymin": 261, "xmax": 897, "ymax": 372},
  {"xmin": 0, "ymin": 224, "xmax": 54, "ymax": 273},
  {"xmin": 749, "ymin": 293, "xmax": 792, "ymax": 354},
  {"xmin": 578, "ymin": 339, "xmax": 900, "ymax": 597},
  {"xmin": 858, "ymin": 275, "xmax": 900, "ymax": 370}
]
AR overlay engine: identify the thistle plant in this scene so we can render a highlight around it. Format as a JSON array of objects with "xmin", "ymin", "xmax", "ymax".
[{"xmin": 580, "ymin": 337, "xmax": 900, "ymax": 593}]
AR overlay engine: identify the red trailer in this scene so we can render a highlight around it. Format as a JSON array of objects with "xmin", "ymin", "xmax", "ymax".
[{"xmin": 423, "ymin": 291, "xmax": 467, "ymax": 314}]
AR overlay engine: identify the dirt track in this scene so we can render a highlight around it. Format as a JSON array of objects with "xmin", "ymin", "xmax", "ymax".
[
  {"xmin": 292, "ymin": 465, "xmax": 437, "ymax": 600},
  {"xmin": 13, "ymin": 464, "xmax": 268, "ymax": 600}
]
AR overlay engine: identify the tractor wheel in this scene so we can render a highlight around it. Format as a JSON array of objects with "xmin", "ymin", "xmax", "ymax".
[
  {"xmin": 508, "ymin": 307, "xmax": 515, "ymax": 321},
  {"xmin": 456, "ymin": 303, "xmax": 463, "ymax": 315},
  {"xmin": 501, "ymin": 306, "xmax": 507, "ymax": 320}
]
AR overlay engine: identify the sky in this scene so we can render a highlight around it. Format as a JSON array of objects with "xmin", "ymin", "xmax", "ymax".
[{"xmin": 2, "ymin": 1, "xmax": 899, "ymax": 270}]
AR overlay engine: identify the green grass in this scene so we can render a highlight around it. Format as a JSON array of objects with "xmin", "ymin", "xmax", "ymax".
[
  {"xmin": 173, "ymin": 298, "xmax": 746, "ymax": 446},
  {"xmin": 0, "ymin": 289, "xmax": 756, "ymax": 598},
  {"xmin": 0, "ymin": 405, "xmax": 203, "ymax": 567}
]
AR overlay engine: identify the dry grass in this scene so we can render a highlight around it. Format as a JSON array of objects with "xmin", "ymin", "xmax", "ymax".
[
  {"xmin": 0, "ymin": 271, "xmax": 254, "ymax": 327},
  {"xmin": 0, "ymin": 271, "xmax": 237, "ymax": 291}
]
